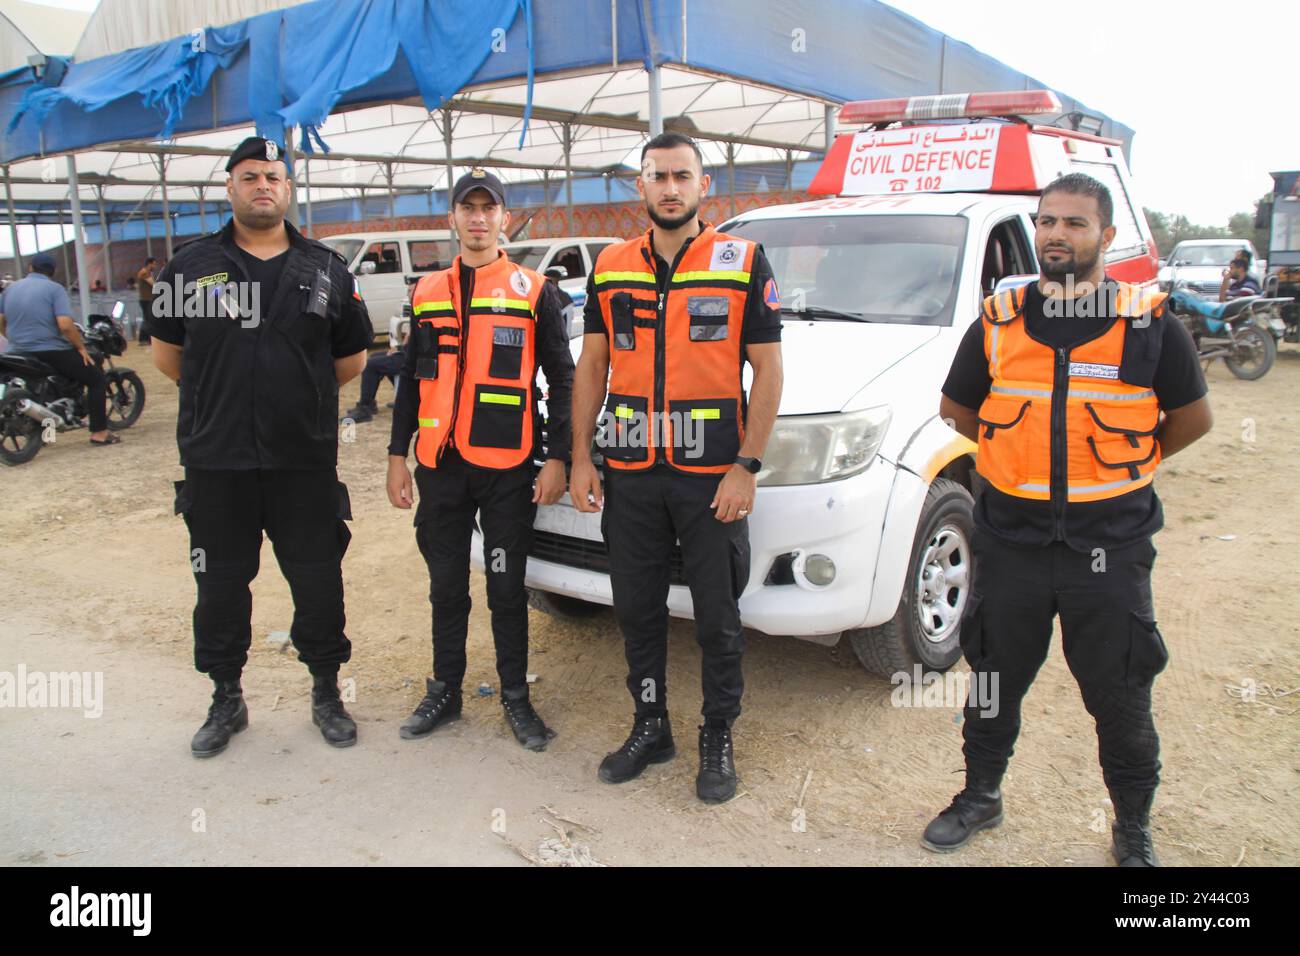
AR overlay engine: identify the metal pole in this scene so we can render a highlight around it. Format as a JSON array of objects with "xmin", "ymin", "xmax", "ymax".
[
  {"xmin": 66, "ymin": 156, "xmax": 91, "ymax": 319},
  {"xmin": 143, "ymin": 192, "xmax": 152, "ymax": 258},
  {"xmin": 386, "ymin": 161, "xmax": 395, "ymax": 225},
  {"xmin": 785, "ymin": 149, "xmax": 793, "ymax": 195},
  {"xmin": 648, "ymin": 64, "xmax": 663, "ymax": 138},
  {"xmin": 3, "ymin": 165, "xmax": 23, "ymax": 275},
  {"xmin": 284, "ymin": 130, "xmax": 300, "ymax": 228},
  {"xmin": 303, "ymin": 157, "xmax": 313, "ymax": 237},
  {"xmin": 543, "ymin": 170, "xmax": 551, "ymax": 237},
  {"xmin": 197, "ymin": 187, "xmax": 206, "ymax": 234},
  {"xmin": 442, "ymin": 107, "xmax": 457, "ymax": 256},
  {"xmin": 55, "ymin": 213, "xmax": 71, "ymax": 281},
  {"xmin": 824, "ymin": 103, "xmax": 836, "ymax": 153},
  {"xmin": 563, "ymin": 123, "xmax": 574, "ymax": 236},
  {"xmin": 158, "ymin": 154, "xmax": 173, "ymax": 259},
  {"xmin": 96, "ymin": 186, "xmax": 113, "ymax": 291},
  {"xmin": 727, "ymin": 142, "xmax": 736, "ymax": 218}
]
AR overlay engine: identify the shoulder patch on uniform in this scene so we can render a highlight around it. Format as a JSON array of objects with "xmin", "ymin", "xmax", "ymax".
[
  {"xmin": 709, "ymin": 239, "xmax": 746, "ymax": 272},
  {"xmin": 510, "ymin": 269, "xmax": 532, "ymax": 297},
  {"xmin": 763, "ymin": 276, "xmax": 780, "ymax": 310}
]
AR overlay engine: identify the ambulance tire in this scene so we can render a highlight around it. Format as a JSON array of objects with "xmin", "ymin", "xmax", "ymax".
[
  {"xmin": 526, "ymin": 587, "xmax": 607, "ymax": 619},
  {"xmin": 848, "ymin": 478, "xmax": 972, "ymax": 679}
]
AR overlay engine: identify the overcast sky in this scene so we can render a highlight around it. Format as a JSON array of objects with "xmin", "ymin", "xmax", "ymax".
[{"xmin": 4, "ymin": 0, "xmax": 1298, "ymax": 258}]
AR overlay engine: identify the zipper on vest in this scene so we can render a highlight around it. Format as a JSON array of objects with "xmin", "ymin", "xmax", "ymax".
[
  {"xmin": 442, "ymin": 266, "xmax": 475, "ymax": 462},
  {"xmin": 1051, "ymin": 346, "xmax": 1068, "ymax": 537},
  {"xmin": 653, "ymin": 240, "xmax": 693, "ymax": 465}
]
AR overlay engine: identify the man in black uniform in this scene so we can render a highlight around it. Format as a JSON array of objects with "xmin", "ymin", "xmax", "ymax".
[
  {"xmin": 386, "ymin": 169, "xmax": 574, "ymax": 751},
  {"xmin": 148, "ymin": 136, "xmax": 373, "ymax": 757},
  {"xmin": 925, "ymin": 174, "xmax": 1213, "ymax": 865},
  {"xmin": 570, "ymin": 133, "xmax": 784, "ymax": 803}
]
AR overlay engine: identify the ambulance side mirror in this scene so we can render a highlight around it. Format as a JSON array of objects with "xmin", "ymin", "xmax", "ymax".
[{"xmin": 357, "ymin": 260, "xmax": 377, "ymax": 276}]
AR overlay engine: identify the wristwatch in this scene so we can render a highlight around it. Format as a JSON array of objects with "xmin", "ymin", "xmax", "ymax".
[{"xmin": 734, "ymin": 455, "xmax": 762, "ymax": 474}]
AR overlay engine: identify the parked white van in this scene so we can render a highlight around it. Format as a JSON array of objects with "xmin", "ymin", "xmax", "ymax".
[
  {"xmin": 320, "ymin": 230, "xmax": 461, "ymax": 341},
  {"xmin": 475, "ymin": 91, "xmax": 1160, "ymax": 676}
]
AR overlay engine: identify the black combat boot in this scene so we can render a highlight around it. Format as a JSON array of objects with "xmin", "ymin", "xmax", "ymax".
[
  {"xmin": 191, "ymin": 678, "xmax": 249, "ymax": 758},
  {"xmin": 399, "ymin": 677, "xmax": 462, "ymax": 739},
  {"xmin": 1111, "ymin": 790, "xmax": 1159, "ymax": 866},
  {"xmin": 696, "ymin": 723, "xmax": 739, "ymax": 803},
  {"xmin": 310, "ymin": 673, "xmax": 357, "ymax": 747},
  {"xmin": 502, "ymin": 685, "xmax": 554, "ymax": 752},
  {"xmin": 341, "ymin": 400, "xmax": 377, "ymax": 423},
  {"xmin": 598, "ymin": 715, "xmax": 676, "ymax": 783},
  {"xmin": 921, "ymin": 768, "xmax": 1005, "ymax": 852}
]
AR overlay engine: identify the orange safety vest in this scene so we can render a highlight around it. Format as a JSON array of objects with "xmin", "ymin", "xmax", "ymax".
[
  {"xmin": 410, "ymin": 251, "xmax": 544, "ymax": 470},
  {"xmin": 976, "ymin": 281, "xmax": 1168, "ymax": 503},
  {"xmin": 593, "ymin": 224, "xmax": 754, "ymax": 475}
]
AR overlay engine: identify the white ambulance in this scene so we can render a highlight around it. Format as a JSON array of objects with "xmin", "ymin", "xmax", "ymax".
[{"xmin": 487, "ymin": 90, "xmax": 1159, "ymax": 676}]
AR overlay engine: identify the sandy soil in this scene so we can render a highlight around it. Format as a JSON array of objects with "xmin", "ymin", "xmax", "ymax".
[{"xmin": 1, "ymin": 342, "xmax": 1296, "ymax": 866}]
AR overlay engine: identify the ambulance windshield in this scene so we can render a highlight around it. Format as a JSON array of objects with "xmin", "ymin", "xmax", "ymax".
[{"xmin": 726, "ymin": 215, "xmax": 966, "ymax": 326}]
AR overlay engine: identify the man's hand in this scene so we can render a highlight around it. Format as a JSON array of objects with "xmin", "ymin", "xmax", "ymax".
[
  {"xmin": 570, "ymin": 457, "xmax": 603, "ymax": 512},
  {"xmin": 78, "ymin": 347, "xmax": 93, "ymax": 366},
  {"xmin": 711, "ymin": 464, "xmax": 756, "ymax": 522},
  {"xmin": 387, "ymin": 454, "xmax": 413, "ymax": 509},
  {"xmin": 533, "ymin": 458, "xmax": 567, "ymax": 505}
]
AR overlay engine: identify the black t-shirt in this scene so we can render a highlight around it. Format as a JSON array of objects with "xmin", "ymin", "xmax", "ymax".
[
  {"xmin": 236, "ymin": 247, "xmax": 289, "ymax": 324},
  {"xmin": 147, "ymin": 219, "xmax": 373, "ymax": 470},
  {"xmin": 582, "ymin": 234, "xmax": 783, "ymax": 347},
  {"xmin": 941, "ymin": 281, "xmax": 1208, "ymax": 552}
]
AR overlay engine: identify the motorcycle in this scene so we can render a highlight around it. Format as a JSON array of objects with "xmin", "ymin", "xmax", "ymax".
[
  {"xmin": 0, "ymin": 302, "xmax": 146, "ymax": 465},
  {"xmin": 1165, "ymin": 281, "xmax": 1291, "ymax": 381}
]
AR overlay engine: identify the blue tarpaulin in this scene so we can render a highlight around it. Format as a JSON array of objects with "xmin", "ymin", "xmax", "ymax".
[{"xmin": 0, "ymin": 0, "xmax": 1133, "ymax": 166}]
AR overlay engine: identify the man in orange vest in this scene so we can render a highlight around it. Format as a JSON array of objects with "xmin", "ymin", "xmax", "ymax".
[
  {"xmin": 386, "ymin": 169, "xmax": 574, "ymax": 751},
  {"xmin": 570, "ymin": 133, "xmax": 784, "ymax": 802},
  {"xmin": 928, "ymin": 173, "xmax": 1213, "ymax": 865}
]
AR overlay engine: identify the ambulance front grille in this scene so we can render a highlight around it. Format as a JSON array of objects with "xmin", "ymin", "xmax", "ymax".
[{"xmin": 529, "ymin": 531, "xmax": 688, "ymax": 587}]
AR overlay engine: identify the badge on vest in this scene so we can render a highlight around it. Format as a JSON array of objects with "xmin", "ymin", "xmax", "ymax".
[
  {"xmin": 1068, "ymin": 361, "xmax": 1120, "ymax": 380},
  {"xmin": 709, "ymin": 240, "xmax": 744, "ymax": 272},
  {"xmin": 509, "ymin": 270, "xmax": 532, "ymax": 297}
]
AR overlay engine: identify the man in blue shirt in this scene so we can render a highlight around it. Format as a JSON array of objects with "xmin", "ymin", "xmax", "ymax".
[
  {"xmin": 1219, "ymin": 253, "xmax": 1262, "ymax": 301},
  {"xmin": 0, "ymin": 253, "xmax": 116, "ymax": 445}
]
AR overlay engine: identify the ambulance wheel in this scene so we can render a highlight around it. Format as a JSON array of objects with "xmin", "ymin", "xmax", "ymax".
[
  {"xmin": 527, "ymin": 588, "xmax": 606, "ymax": 619},
  {"xmin": 848, "ymin": 478, "xmax": 972, "ymax": 678}
]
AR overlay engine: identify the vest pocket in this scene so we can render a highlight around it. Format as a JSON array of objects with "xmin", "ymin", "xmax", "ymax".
[
  {"xmin": 668, "ymin": 397, "xmax": 740, "ymax": 467},
  {"xmin": 687, "ymin": 296, "xmax": 730, "ymax": 341},
  {"xmin": 975, "ymin": 397, "xmax": 1032, "ymax": 489},
  {"xmin": 488, "ymin": 325, "xmax": 525, "ymax": 380},
  {"xmin": 611, "ymin": 292, "xmax": 636, "ymax": 350},
  {"xmin": 597, "ymin": 393, "xmax": 649, "ymax": 462},
  {"xmin": 1084, "ymin": 402, "xmax": 1159, "ymax": 481},
  {"xmin": 467, "ymin": 384, "xmax": 527, "ymax": 449}
]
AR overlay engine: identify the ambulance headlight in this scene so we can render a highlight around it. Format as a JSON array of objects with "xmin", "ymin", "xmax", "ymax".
[{"xmin": 758, "ymin": 406, "xmax": 892, "ymax": 486}]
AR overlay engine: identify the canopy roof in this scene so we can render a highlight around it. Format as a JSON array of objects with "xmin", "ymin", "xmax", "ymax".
[{"xmin": 1, "ymin": 0, "xmax": 1135, "ymax": 226}]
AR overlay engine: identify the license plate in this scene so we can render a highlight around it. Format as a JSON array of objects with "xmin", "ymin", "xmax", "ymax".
[{"xmin": 534, "ymin": 500, "xmax": 603, "ymax": 542}]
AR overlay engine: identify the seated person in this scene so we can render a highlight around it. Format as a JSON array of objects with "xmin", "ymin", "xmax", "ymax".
[
  {"xmin": 342, "ymin": 330, "xmax": 407, "ymax": 423},
  {"xmin": 1219, "ymin": 254, "xmax": 1262, "ymax": 301}
]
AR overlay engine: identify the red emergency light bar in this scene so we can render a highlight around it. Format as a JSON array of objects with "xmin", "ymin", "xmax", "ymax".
[{"xmin": 840, "ymin": 90, "xmax": 1063, "ymax": 126}]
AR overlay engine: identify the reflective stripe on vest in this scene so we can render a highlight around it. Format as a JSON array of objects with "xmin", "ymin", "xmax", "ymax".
[
  {"xmin": 410, "ymin": 251, "xmax": 543, "ymax": 470},
  {"xmin": 593, "ymin": 225, "xmax": 753, "ymax": 475},
  {"xmin": 976, "ymin": 281, "xmax": 1166, "ymax": 503}
]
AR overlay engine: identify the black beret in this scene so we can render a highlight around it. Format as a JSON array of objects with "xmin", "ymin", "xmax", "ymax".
[{"xmin": 226, "ymin": 136, "xmax": 286, "ymax": 173}]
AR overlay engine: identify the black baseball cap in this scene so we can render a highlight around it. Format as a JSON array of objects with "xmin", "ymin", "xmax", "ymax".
[
  {"xmin": 451, "ymin": 168, "xmax": 505, "ymax": 206},
  {"xmin": 226, "ymin": 136, "xmax": 286, "ymax": 173}
]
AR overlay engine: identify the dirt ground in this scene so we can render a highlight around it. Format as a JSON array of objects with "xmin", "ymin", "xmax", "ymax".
[{"xmin": 1, "ymin": 341, "xmax": 1297, "ymax": 867}]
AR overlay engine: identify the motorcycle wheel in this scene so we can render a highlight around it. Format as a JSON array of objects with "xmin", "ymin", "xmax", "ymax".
[
  {"xmin": 105, "ymin": 370, "xmax": 146, "ymax": 430},
  {"xmin": 1224, "ymin": 325, "xmax": 1277, "ymax": 380},
  {"xmin": 0, "ymin": 387, "xmax": 46, "ymax": 465}
]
